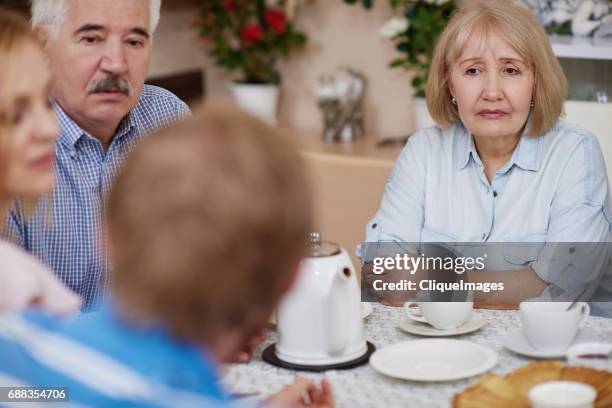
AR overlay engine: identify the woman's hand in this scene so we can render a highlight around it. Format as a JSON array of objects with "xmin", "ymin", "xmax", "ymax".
[
  {"xmin": 265, "ymin": 378, "xmax": 334, "ymax": 408},
  {"xmin": 475, "ymin": 301, "xmax": 519, "ymax": 310},
  {"xmin": 0, "ymin": 242, "xmax": 81, "ymax": 314}
]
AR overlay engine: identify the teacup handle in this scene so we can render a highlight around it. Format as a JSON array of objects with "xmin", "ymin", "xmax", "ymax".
[
  {"xmin": 579, "ymin": 302, "xmax": 590, "ymax": 325},
  {"xmin": 403, "ymin": 302, "xmax": 427, "ymax": 323}
]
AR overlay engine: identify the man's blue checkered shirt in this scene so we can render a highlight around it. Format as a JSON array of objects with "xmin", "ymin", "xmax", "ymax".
[{"xmin": 5, "ymin": 85, "xmax": 191, "ymax": 311}]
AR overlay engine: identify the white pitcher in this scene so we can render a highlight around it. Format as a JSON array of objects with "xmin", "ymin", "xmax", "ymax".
[{"xmin": 275, "ymin": 233, "xmax": 367, "ymax": 366}]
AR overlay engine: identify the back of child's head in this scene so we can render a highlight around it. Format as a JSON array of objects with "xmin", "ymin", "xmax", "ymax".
[{"xmin": 107, "ymin": 102, "xmax": 313, "ymax": 343}]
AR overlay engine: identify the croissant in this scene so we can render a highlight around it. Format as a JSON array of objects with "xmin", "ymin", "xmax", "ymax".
[{"xmin": 453, "ymin": 361, "xmax": 612, "ymax": 408}]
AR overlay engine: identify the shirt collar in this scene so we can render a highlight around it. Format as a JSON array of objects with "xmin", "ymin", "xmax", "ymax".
[
  {"xmin": 54, "ymin": 101, "xmax": 83, "ymax": 149},
  {"xmin": 455, "ymin": 123, "xmax": 475, "ymax": 170},
  {"xmin": 54, "ymin": 100, "xmax": 137, "ymax": 149},
  {"xmin": 95, "ymin": 300, "xmax": 228, "ymax": 400},
  {"xmin": 510, "ymin": 133, "xmax": 541, "ymax": 171},
  {"xmin": 115, "ymin": 111, "xmax": 137, "ymax": 141},
  {"xmin": 455, "ymin": 117, "xmax": 542, "ymax": 172}
]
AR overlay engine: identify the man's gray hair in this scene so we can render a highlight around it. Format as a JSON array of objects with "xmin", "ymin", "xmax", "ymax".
[{"xmin": 30, "ymin": 0, "xmax": 162, "ymax": 38}]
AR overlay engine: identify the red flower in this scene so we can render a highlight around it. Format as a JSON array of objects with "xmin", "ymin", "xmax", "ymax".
[
  {"xmin": 224, "ymin": 0, "xmax": 238, "ymax": 13},
  {"xmin": 241, "ymin": 24, "xmax": 264, "ymax": 45},
  {"xmin": 265, "ymin": 9, "xmax": 288, "ymax": 35}
]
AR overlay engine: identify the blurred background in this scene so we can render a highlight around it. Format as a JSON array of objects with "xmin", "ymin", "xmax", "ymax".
[
  {"xmin": 3, "ymin": 0, "xmax": 610, "ymax": 137},
  {"xmin": 3, "ymin": 0, "xmax": 611, "ymax": 266}
]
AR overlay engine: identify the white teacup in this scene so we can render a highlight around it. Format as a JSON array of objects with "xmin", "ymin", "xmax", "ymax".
[
  {"xmin": 407, "ymin": 302, "xmax": 473, "ymax": 330},
  {"xmin": 529, "ymin": 381, "xmax": 596, "ymax": 408},
  {"xmin": 520, "ymin": 301, "xmax": 590, "ymax": 353}
]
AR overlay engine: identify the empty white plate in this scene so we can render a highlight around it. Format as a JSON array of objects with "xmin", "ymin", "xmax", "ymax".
[
  {"xmin": 398, "ymin": 314, "xmax": 487, "ymax": 337},
  {"xmin": 370, "ymin": 339, "xmax": 498, "ymax": 382},
  {"xmin": 502, "ymin": 328, "xmax": 598, "ymax": 359}
]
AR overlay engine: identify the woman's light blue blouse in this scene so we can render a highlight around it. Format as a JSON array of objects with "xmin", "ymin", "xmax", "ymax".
[
  {"xmin": 362, "ymin": 121, "xmax": 612, "ymax": 308},
  {"xmin": 366, "ymin": 120, "xmax": 611, "ymax": 244}
]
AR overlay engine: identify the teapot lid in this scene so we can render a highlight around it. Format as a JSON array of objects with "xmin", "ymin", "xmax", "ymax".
[{"xmin": 307, "ymin": 232, "xmax": 341, "ymax": 257}]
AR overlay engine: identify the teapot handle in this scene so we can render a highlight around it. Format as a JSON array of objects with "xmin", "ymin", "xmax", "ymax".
[{"xmin": 325, "ymin": 266, "xmax": 351, "ymax": 355}]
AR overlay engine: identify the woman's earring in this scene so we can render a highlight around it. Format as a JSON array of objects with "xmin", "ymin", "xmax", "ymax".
[
  {"xmin": 451, "ymin": 96, "xmax": 457, "ymax": 105},
  {"xmin": 530, "ymin": 100, "xmax": 535, "ymax": 108}
]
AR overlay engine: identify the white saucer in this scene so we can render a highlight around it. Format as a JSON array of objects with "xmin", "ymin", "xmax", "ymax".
[
  {"xmin": 502, "ymin": 328, "xmax": 598, "ymax": 359},
  {"xmin": 269, "ymin": 302, "xmax": 373, "ymax": 325},
  {"xmin": 398, "ymin": 314, "xmax": 487, "ymax": 337},
  {"xmin": 370, "ymin": 339, "xmax": 498, "ymax": 382}
]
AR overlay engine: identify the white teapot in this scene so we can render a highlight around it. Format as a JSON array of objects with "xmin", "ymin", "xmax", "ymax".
[{"xmin": 275, "ymin": 233, "xmax": 367, "ymax": 366}]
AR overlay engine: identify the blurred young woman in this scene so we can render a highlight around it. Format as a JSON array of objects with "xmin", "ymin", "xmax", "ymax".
[{"xmin": 0, "ymin": 10, "xmax": 79, "ymax": 313}]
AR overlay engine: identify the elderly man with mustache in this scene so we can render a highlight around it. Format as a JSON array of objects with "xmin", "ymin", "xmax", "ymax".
[{"xmin": 4, "ymin": 0, "xmax": 190, "ymax": 311}]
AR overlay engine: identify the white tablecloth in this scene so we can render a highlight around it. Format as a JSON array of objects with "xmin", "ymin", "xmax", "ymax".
[{"xmin": 223, "ymin": 304, "xmax": 612, "ymax": 408}]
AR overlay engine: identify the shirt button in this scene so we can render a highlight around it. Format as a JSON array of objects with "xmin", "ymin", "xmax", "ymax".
[
  {"xmin": 69, "ymin": 149, "xmax": 77, "ymax": 158},
  {"xmin": 493, "ymin": 191, "xmax": 498, "ymax": 197},
  {"xmin": 372, "ymin": 223, "xmax": 378, "ymax": 229}
]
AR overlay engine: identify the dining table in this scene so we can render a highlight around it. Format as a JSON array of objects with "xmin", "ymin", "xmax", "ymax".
[{"xmin": 223, "ymin": 303, "xmax": 612, "ymax": 408}]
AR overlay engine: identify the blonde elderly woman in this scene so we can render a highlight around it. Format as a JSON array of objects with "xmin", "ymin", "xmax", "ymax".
[
  {"xmin": 363, "ymin": 0, "xmax": 611, "ymax": 310},
  {"xmin": 0, "ymin": 11, "xmax": 80, "ymax": 314}
]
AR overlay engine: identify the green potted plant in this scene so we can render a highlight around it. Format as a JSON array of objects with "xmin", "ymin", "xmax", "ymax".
[
  {"xmin": 194, "ymin": 0, "xmax": 307, "ymax": 123},
  {"xmin": 344, "ymin": 0, "xmax": 455, "ymax": 129}
]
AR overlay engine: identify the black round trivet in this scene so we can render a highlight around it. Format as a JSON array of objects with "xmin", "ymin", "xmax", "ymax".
[{"xmin": 262, "ymin": 342, "xmax": 376, "ymax": 372}]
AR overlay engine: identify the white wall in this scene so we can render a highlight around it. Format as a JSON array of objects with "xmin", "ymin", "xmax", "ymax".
[{"xmin": 565, "ymin": 101, "xmax": 612, "ymax": 182}]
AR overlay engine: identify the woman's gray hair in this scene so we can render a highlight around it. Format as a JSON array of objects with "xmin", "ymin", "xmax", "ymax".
[{"xmin": 30, "ymin": 0, "xmax": 162, "ymax": 38}]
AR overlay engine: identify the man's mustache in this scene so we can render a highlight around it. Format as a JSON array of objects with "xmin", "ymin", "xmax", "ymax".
[{"xmin": 87, "ymin": 76, "xmax": 133, "ymax": 96}]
